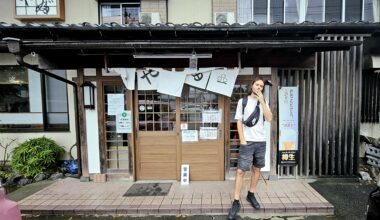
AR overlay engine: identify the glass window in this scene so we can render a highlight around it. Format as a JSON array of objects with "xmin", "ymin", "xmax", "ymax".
[
  {"xmin": 254, "ymin": 0, "xmax": 268, "ymax": 23},
  {"xmin": 285, "ymin": 0, "xmax": 299, "ymax": 23},
  {"xmin": 237, "ymin": 0, "xmax": 268, "ymax": 24},
  {"xmin": 100, "ymin": 4, "xmax": 121, "ymax": 24},
  {"xmin": 0, "ymin": 66, "xmax": 29, "ymax": 113},
  {"xmin": 345, "ymin": 0, "xmax": 362, "ymax": 22},
  {"xmin": 180, "ymin": 86, "xmax": 218, "ymax": 130},
  {"xmin": 363, "ymin": 0, "xmax": 375, "ymax": 21},
  {"xmin": 305, "ymin": 0, "xmax": 323, "ymax": 22},
  {"xmin": 237, "ymin": 0, "xmax": 253, "ymax": 23},
  {"xmin": 100, "ymin": 1, "xmax": 140, "ymax": 24},
  {"xmin": 325, "ymin": 0, "xmax": 342, "ymax": 22},
  {"xmin": 138, "ymin": 91, "xmax": 176, "ymax": 131},
  {"xmin": 0, "ymin": 66, "xmax": 69, "ymax": 131},
  {"xmin": 45, "ymin": 70, "xmax": 69, "ymax": 130},
  {"xmin": 271, "ymin": 0, "xmax": 284, "ymax": 23}
]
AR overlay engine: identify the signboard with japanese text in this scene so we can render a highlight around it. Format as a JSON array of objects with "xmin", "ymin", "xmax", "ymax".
[
  {"xmin": 199, "ymin": 127, "xmax": 218, "ymax": 140},
  {"xmin": 182, "ymin": 130, "xmax": 198, "ymax": 142},
  {"xmin": 107, "ymin": 94, "xmax": 124, "ymax": 116},
  {"xmin": 116, "ymin": 111, "xmax": 132, "ymax": 133},
  {"xmin": 202, "ymin": 109, "xmax": 222, "ymax": 123},
  {"xmin": 278, "ymin": 87, "xmax": 299, "ymax": 164}
]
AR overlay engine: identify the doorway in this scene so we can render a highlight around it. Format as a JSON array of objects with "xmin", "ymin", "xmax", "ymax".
[
  {"xmin": 226, "ymin": 74, "xmax": 273, "ymax": 179},
  {"xmin": 134, "ymin": 86, "xmax": 225, "ymax": 181}
]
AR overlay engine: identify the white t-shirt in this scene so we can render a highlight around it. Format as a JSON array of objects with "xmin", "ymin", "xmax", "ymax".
[{"xmin": 234, "ymin": 96, "xmax": 268, "ymax": 142}]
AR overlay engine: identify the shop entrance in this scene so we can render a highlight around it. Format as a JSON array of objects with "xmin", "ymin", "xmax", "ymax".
[
  {"xmin": 135, "ymin": 87, "xmax": 225, "ymax": 181},
  {"xmin": 101, "ymin": 81, "xmax": 133, "ymax": 180},
  {"xmin": 226, "ymin": 74, "xmax": 274, "ymax": 179}
]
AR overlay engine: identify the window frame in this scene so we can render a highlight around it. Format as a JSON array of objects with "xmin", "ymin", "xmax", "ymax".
[
  {"xmin": 0, "ymin": 66, "xmax": 70, "ymax": 133},
  {"xmin": 237, "ymin": 0, "xmax": 373, "ymax": 24},
  {"xmin": 99, "ymin": 0, "xmax": 141, "ymax": 24}
]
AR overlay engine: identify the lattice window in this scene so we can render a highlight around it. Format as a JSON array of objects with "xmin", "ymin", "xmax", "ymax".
[{"xmin": 137, "ymin": 90, "xmax": 176, "ymax": 131}]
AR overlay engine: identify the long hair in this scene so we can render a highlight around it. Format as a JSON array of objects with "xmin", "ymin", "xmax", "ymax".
[{"xmin": 247, "ymin": 76, "xmax": 265, "ymax": 95}]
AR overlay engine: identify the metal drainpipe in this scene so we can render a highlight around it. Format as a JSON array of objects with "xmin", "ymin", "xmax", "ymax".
[{"xmin": 3, "ymin": 37, "xmax": 83, "ymax": 177}]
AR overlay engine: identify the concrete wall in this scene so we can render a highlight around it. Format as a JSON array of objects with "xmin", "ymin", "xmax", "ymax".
[
  {"xmin": 0, "ymin": 0, "xmax": 98, "ymax": 24},
  {"xmin": 361, "ymin": 123, "xmax": 380, "ymax": 138},
  {"xmin": 213, "ymin": 0, "xmax": 237, "ymax": 17},
  {"xmin": 141, "ymin": 0, "xmax": 167, "ymax": 23},
  {"xmin": 168, "ymin": 0, "xmax": 212, "ymax": 24}
]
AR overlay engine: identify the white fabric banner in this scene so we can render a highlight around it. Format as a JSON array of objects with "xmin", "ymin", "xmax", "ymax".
[
  {"xmin": 108, "ymin": 68, "xmax": 136, "ymax": 90},
  {"xmin": 157, "ymin": 69, "xmax": 187, "ymax": 97},
  {"xmin": 137, "ymin": 69, "xmax": 160, "ymax": 90},
  {"xmin": 206, "ymin": 69, "xmax": 239, "ymax": 97},
  {"xmin": 184, "ymin": 68, "xmax": 214, "ymax": 89}
]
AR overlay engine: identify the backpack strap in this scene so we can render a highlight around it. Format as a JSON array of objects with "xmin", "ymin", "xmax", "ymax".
[
  {"xmin": 242, "ymin": 96, "xmax": 265, "ymax": 125},
  {"xmin": 242, "ymin": 96, "xmax": 248, "ymax": 116}
]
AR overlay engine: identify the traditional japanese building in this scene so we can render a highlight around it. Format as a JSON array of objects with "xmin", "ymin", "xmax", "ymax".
[{"xmin": 0, "ymin": 0, "xmax": 379, "ymax": 181}]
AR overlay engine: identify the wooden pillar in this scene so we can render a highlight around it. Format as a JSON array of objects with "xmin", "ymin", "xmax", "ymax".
[
  {"xmin": 77, "ymin": 68, "xmax": 89, "ymax": 180},
  {"xmin": 269, "ymin": 68, "xmax": 279, "ymax": 180}
]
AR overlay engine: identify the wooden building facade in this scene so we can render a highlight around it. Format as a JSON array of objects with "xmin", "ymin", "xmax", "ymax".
[{"xmin": 1, "ymin": 23, "xmax": 379, "ymax": 181}]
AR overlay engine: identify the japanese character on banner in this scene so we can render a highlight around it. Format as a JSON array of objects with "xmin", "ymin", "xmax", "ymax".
[
  {"xmin": 184, "ymin": 68, "xmax": 215, "ymax": 89},
  {"xmin": 206, "ymin": 68, "xmax": 239, "ymax": 97},
  {"xmin": 137, "ymin": 69, "xmax": 160, "ymax": 90}
]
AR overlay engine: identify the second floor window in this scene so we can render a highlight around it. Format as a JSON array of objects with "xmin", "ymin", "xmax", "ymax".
[
  {"xmin": 238, "ymin": 0, "xmax": 378, "ymax": 24},
  {"xmin": 100, "ymin": 1, "xmax": 141, "ymax": 24}
]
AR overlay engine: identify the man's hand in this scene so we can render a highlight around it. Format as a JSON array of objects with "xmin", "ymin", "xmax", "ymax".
[{"xmin": 253, "ymin": 90, "xmax": 265, "ymax": 104}]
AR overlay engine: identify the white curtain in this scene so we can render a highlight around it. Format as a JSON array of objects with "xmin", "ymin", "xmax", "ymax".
[
  {"xmin": 374, "ymin": 0, "xmax": 380, "ymax": 22},
  {"xmin": 296, "ymin": 0, "xmax": 309, "ymax": 22}
]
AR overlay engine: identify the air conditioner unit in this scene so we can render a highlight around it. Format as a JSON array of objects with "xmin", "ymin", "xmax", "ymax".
[
  {"xmin": 139, "ymin": 12, "xmax": 160, "ymax": 24},
  {"xmin": 214, "ymin": 12, "xmax": 235, "ymax": 25}
]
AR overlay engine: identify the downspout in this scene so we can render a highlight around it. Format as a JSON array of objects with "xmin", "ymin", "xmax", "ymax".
[
  {"xmin": 3, "ymin": 37, "xmax": 83, "ymax": 177},
  {"xmin": 166, "ymin": 0, "xmax": 169, "ymax": 23}
]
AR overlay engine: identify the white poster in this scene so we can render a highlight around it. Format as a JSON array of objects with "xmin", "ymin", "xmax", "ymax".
[
  {"xmin": 157, "ymin": 69, "xmax": 187, "ymax": 97},
  {"xmin": 206, "ymin": 69, "xmax": 239, "ymax": 97},
  {"xmin": 182, "ymin": 130, "xmax": 198, "ymax": 142},
  {"xmin": 199, "ymin": 127, "xmax": 218, "ymax": 140},
  {"xmin": 202, "ymin": 109, "xmax": 222, "ymax": 123},
  {"xmin": 116, "ymin": 111, "xmax": 132, "ymax": 133},
  {"xmin": 107, "ymin": 94, "xmax": 124, "ymax": 116},
  {"xmin": 278, "ymin": 87, "xmax": 299, "ymax": 151},
  {"xmin": 184, "ymin": 68, "xmax": 214, "ymax": 89},
  {"xmin": 137, "ymin": 69, "xmax": 160, "ymax": 90}
]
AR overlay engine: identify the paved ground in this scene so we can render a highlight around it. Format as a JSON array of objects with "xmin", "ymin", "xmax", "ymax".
[
  {"xmin": 5, "ymin": 177, "xmax": 333, "ymax": 219},
  {"xmin": 7, "ymin": 177, "xmax": 375, "ymax": 220}
]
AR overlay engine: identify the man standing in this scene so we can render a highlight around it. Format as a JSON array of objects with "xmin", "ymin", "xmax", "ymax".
[{"xmin": 228, "ymin": 77, "xmax": 273, "ymax": 220}]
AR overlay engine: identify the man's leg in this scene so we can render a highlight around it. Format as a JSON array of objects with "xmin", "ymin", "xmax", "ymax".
[
  {"xmin": 246, "ymin": 166, "xmax": 261, "ymax": 209},
  {"xmin": 228, "ymin": 169, "xmax": 245, "ymax": 220},
  {"xmin": 248, "ymin": 166, "xmax": 260, "ymax": 193},
  {"xmin": 234, "ymin": 169, "xmax": 245, "ymax": 200}
]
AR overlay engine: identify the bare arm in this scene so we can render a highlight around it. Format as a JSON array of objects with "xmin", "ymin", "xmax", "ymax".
[
  {"xmin": 254, "ymin": 91, "xmax": 273, "ymax": 122},
  {"xmin": 237, "ymin": 120, "xmax": 247, "ymax": 145}
]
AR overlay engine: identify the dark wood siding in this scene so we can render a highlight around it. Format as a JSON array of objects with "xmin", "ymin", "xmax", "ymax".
[
  {"xmin": 361, "ymin": 70, "xmax": 380, "ymax": 123},
  {"xmin": 278, "ymin": 35, "xmax": 364, "ymax": 176}
]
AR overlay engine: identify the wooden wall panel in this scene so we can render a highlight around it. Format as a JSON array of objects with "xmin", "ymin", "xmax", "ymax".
[
  {"xmin": 278, "ymin": 34, "xmax": 364, "ymax": 177},
  {"xmin": 137, "ymin": 132, "xmax": 177, "ymax": 180}
]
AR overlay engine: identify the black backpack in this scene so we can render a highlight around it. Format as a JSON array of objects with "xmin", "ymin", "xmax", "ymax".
[{"xmin": 241, "ymin": 96, "xmax": 263, "ymax": 127}]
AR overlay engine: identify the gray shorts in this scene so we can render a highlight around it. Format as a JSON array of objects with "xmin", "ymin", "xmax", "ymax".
[{"xmin": 238, "ymin": 141, "xmax": 266, "ymax": 171}]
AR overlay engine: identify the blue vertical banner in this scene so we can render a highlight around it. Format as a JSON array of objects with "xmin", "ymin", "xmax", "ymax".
[{"xmin": 278, "ymin": 87, "xmax": 299, "ymax": 164}]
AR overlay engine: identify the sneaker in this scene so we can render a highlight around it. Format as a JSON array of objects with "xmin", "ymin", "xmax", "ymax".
[
  {"xmin": 227, "ymin": 200, "xmax": 241, "ymax": 220},
  {"xmin": 246, "ymin": 191, "xmax": 261, "ymax": 209}
]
